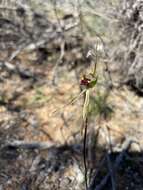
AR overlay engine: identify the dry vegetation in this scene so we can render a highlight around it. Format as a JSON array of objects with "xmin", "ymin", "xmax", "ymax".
[{"xmin": 0, "ymin": 1, "xmax": 143, "ymax": 190}]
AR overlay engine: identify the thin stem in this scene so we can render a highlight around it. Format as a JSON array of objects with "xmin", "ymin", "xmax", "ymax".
[{"xmin": 83, "ymin": 117, "xmax": 88, "ymax": 190}]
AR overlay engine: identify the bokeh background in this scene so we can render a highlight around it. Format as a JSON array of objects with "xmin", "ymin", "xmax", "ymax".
[{"xmin": 0, "ymin": 1, "xmax": 143, "ymax": 190}]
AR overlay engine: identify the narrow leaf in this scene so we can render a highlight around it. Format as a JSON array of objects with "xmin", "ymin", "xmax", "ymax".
[{"xmin": 83, "ymin": 89, "xmax": 90, "ymax": 121}]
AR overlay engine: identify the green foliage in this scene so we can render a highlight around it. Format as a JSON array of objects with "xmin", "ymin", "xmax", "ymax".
[
  {"xmin": 29, "ymin": 87, "xmax": 51, "ymax": 106},
  {"xmin": 88, "ymin": 93, "xmax": 113, "ymax": 119},
  {"xmin": 0, "ymin": 95, "xmax": 4, "ymax": 103}
]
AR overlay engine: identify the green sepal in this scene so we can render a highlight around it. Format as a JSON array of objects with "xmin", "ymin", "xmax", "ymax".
[{"xmin": 88, "ymin": 77, "xmax": 98, "ymax": 88}]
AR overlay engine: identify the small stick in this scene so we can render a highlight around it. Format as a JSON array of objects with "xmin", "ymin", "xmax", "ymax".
[
  {"xmin": 4, "ymin": 140, "xmax": 55, "ymax": 150},
  {"xmin": 106, "ymin": 154, "xmax": 116, "ymax": 190},
  {"xmin": 89, "ymin": 138, "xmax": 133, "ymax": 190}
]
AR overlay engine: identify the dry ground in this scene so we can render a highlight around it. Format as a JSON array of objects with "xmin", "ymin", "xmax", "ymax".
[{"xmin": 0, "ymin": 49, "xmax": 143, "ymax": 190}]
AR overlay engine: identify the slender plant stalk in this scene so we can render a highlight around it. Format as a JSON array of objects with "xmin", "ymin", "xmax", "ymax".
[
  {"xmin": 83, "ymin": 117, "xmax": 89, "ymax": 190},
  {"xmin": 81, "ymin": 45, "xmax": 99, "ymax": 189}
]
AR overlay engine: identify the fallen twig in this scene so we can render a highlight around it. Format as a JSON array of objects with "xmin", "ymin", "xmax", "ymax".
[
  {"xmin": 4, "ymin": 140, "xmax": 56, "ymax": 150},
  {"xmin": 105, "ymin": 125, "xmax": 116, "ymax": 190},
  {"xmin": 89, "ymin": 138, "xmax": 135, "ymax": 190},
  {"xmin": 106, "ymin": 154, "xmax": 116, "ymax": 190}
]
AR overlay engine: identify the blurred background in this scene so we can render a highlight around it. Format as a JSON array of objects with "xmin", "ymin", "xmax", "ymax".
[{"xmin": 0, "ymin": 0, "xmax": 143, "ymax": 190}]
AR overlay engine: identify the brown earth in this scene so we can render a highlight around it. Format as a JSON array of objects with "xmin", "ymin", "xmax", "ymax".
[{"xmin": 0, "ymin": 49, "xmax": 143, "ymax": 190}]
